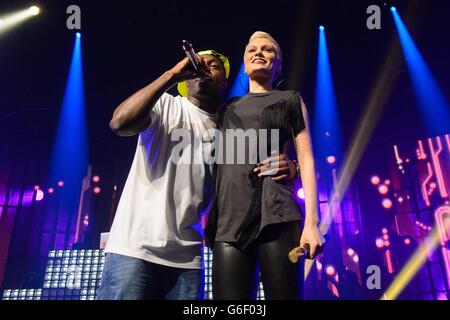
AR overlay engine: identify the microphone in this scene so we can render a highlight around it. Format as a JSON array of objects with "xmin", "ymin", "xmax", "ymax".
[
  {"xmin": 182, "ymin": 40, "xmax": 201, "ymax": 73},
  {"xmin": 288, "ymin": 234, "xmax": 331, "ymax": 263}
]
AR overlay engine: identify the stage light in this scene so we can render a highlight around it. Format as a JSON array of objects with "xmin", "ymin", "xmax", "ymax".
[
  {"xmin": 93, "ymin": 187, "xmax": 101, "ymax": 194},
  {"xmin": 326, "ymin": 155, "xmax": 336, "ymax": 165},
  {"xmin": 34, "ymin": 185, "xmax": 40, "ymax": 191},
  {"xmin": 48, "ymin": 188, "xmax": 54, "ymax": 194},
  {"xmin": 29, "ymin": 6, "xmax": 40, "ymax": 16},
  {"xmin": 228, "ymin": 61, "xmax": 248, "ymax": 98},
  {"xmin": 92, "ymin": 176, "xmax": 100, "ymax": 183},
  {"xmin": 382, "ymin": 228, "xmax": 388, "ymax": 234},
  {"xmin": 313, "ymin": 21, "xmax": 343, "ymax": 165},
  {"xmin": 382, "ymin": 228, "xmax": 440, "ymax": 300},
  {"xmin": 35, "ymin": 190, "xmax": 44, "ymax": 201},
  {"xmin": 404, "ymin": 238, "xmax": 411, "ymax": 245},
  {"xmin": 371, "ymin": 176, "xmax": 381, "ymax": 185},
  {"xmin": 383, "ymin": 234, "xmax": 389, "ymax": 241},
  {"xmin": 325, "ymin": 265, "xmax": 335, "ymax": 276},
  {"xmin": 378, "ymin": 185, "xmax": 388, "ymax": 195},
  {"xmin": 57, "ymin": 181, "xmax": 64, "ymax": 187},
  {"xmin": 0, "ymin": 5, "xmax": 41, "ymax": 35},
  {"xmin": 316, "ymin": 260, "xmax": 323, "ymax": 271},
  {"xmin": 76, "ymin": 32, "xmax": 81, "ymax": 38},
  {"xmin": 48, "ymin": 30, "xmax": 89, "ymax": 208},
  {"xmin": 391, "ymin": 7, "xmax": 397, "ymax": 12},
  {"xmin": 384, "ymin": 241, "xmax": 391, "ymax": 247},
  {"xmin": 376, "ymin": 238, "xmax": 384, "ymax": 248},
  {"xmin": 353, "ymin": 255, "xmax": 359, "ymax": 263},
  {"xmin": 297, "ymin": 188, "xmax": 305, "ymax": 200},
  {"xmin": 382, "ymin": 198, "xmax": 393, "ymax": 209},
  {"xmin": 347, "ymin": 248, "xmax": 355, "ymax": 256},
  {"xmin": 392, "ymin": 8, "xmax": 450, "ymax": 135}
]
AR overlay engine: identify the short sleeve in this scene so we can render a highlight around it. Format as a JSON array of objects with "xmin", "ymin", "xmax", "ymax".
[
  {"xmin": 147, "ymin": 92, "xmax": 175, "ymax": 130},
  {"xmin": 288, "ymin": 92, "xmax": 306, "ymax": 136}
]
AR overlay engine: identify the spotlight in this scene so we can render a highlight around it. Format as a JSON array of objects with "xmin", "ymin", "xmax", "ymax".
[
  {"xmin": 319, "ymin": 25, "xmax": 325, "ymax": 31},
  {"xmin": 29, "ymin": 6, "xmax": 40, "ymax": 16},
  {"xmin": 57, "ymin": 181, "xmax": 64, "ymax": 187},
  {"xmin": 376, "ymin": 238, "xmax": 384, "ymax": 248},
  {"xmin": 48, "ymin": 188, "xmax": 54, "ymax": 194},
  {"xmin": 76, "ymin": 32, "xmax": 81, "ymax": 38},
  {"xmin": 390, "ymin": 7, "xmax": 396, "ymax": 12},
  {"xmin": 297, "ymin": 188, "xmax": 305, "ymax": 200},
  {"xmin": 382, "ymin": 198, "xmax": 393, "ymax": 209},
  {"xmin": 371, "ymin": 175, "xmax": 381, "ymax": 185},
  {"xmin": 325, "ymin": 265, "xmax": 335, "ymax": 276},
  {"xmin": 92, "ymin": 176, "xmax": 100, "ymax": 183},
  {"xmin": 316, "ymin": 261, "xmax": 323, "ymax": 271},
  {"xmin": 93, "ymin": 187, "xmax": 101, "ymax": 194},
  {"xmin": 326, "ymin": 155, "xmax": 336, "ymax": 165},
  {"xmin": 378, "ymin": 184, "xmax": 389, "ymax": 195},
  {"xmin": 35, "ymin": 190, "xmax": 44, "ymax": 201},
  {"xmin": 0, "ymin": 19, "xmax": 3, "ymax": 27}
]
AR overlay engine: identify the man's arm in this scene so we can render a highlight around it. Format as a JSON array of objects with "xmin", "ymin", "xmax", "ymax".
[{"xmin": 109, "ymin": 57, "xmax": 193, "ymax": 137}]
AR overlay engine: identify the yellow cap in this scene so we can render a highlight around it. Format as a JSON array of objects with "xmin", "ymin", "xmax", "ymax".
[{"xmin": 177, "ymin": 50, "xmax": 230, "ymax": 97}]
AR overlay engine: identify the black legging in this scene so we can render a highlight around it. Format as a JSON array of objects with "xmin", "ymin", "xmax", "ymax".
[{"xmin": 212, "ymin": 221, "xmax": 304, "ymax": 300}]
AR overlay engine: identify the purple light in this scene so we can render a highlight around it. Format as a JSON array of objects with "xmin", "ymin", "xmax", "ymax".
[
  {"xmin": 297, "ymin": 188, "xmax": 305, "ymax": 200},
  {"xmin": 371, "ymin": 175, "xmax": 381, "ymax": 185},
  {"xmin": 325, "ymin": 265, "xmax": 335, "ymax": 276},
  {"xmin": 378, "ymin": 184, "xmax": 389, "ymax": 195},
  {"xmin": 382, "ymin": 198, "xmax": 393, "ymax": 209},
  {"xmin": 376, "ymin": 238, "xmax": 384, "ymax": 248},
  {"xmin": 35, "ymin": 190, "xmax": 44, "ymax": 201},
  {"xmin": 326, "ymin": 155, "xmax": 336, "ymax": 165}
]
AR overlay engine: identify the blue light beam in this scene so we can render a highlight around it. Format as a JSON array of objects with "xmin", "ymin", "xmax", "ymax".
[
  {"xmin": 313, "ymin": 26, "xmax": 343, "ymax": 165},
  {"xmin": 48, "ymin": 34, "xmax": 89, "ymax": 206},
  {"xmin": 228, "ymin": 60, "xmax": 249, "ymax": 98},
  {"xmin": 392, "ymin": 9, "xmax": 450, "ymax": 135}
]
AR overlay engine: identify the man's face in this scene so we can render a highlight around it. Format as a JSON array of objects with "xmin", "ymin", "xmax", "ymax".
[{"xmin": 187, "ymin": 54, "xmax": 227, "ymax": 100}]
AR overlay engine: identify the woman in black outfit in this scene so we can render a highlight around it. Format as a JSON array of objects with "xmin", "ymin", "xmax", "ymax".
[{"xmin": 206, "ymin": 31, "xmax": 325, "ymax": 300}]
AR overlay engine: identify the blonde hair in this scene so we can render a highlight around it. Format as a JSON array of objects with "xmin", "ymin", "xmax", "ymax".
[{"xmin": 248, "ymin": 31, "xmax": 282, "ymax": 63}]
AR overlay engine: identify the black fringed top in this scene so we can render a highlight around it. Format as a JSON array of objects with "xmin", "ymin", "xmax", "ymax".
[{"xmin": 205, "ymin": 90, "xmax": 306, "ymax": 250}]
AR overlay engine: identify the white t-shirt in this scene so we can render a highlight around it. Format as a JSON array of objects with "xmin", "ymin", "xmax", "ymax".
[{"xmin": 105, "ymin": 93, "xmax": 216, "ymax": 269}]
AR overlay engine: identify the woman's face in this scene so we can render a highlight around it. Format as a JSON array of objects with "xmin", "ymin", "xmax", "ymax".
[{"xmin": 244, "ymin": 37, "xmax": 281, "ymax": 83}]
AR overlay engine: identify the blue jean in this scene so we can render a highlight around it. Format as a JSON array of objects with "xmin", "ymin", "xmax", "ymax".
[{"xmin": 96, "ymin": 253, "xmax": 203, "ymax": 300}]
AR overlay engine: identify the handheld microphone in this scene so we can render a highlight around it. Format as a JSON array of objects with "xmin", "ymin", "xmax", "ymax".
[
  {"xmin": 288, "ymin": 234, "xmax": 331, "ymax": 263},
  {"xmin": 182, "ymin": 40, "xmax": 201, "ymax": 73}
]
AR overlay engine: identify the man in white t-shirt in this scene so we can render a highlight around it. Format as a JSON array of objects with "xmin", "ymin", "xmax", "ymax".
[{"xmin": 96, "ymin": 50, "xmax": 298, "ymax": 300}]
